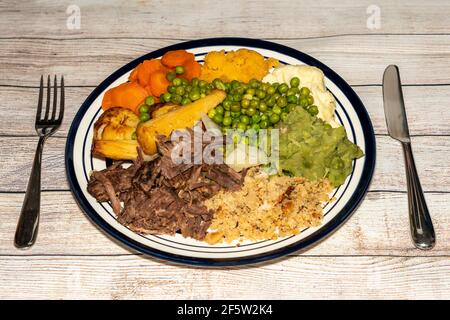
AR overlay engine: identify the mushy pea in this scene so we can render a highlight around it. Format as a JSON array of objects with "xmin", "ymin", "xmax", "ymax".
[{"xmin": 278, "ymin": 107, "xmax": 363, "ymax": 187}]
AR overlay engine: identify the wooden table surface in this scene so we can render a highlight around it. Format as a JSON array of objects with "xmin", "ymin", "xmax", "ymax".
[{"xmin": 1, "ymin": 0, "xmax": 449, "ymax": 299}]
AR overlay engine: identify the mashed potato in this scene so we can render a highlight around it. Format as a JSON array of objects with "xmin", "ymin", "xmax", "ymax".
[{"xmin": 263, "ymin": 65, "xmax": 339, "ymax": 127}]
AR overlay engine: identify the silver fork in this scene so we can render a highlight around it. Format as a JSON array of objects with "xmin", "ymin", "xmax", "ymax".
[{"xmin": 14, "ymin": 75, "xmax": 65, "ymax": 248}]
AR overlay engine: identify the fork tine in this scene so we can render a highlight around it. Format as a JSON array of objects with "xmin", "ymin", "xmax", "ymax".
[
  {"xmin": 35, "ymin": 75, "xmax": 44, "ymax": 123},
  {"xmin": 44, "ymin": 75, "xmax": 51, "ymax": 120},
  {"xmin": 57, "ymin": 76, "xmax": 65, "ymax": 123},
  {"xmin": 51, "ymin": 75, "xmax": 57, "ymax": 120}
]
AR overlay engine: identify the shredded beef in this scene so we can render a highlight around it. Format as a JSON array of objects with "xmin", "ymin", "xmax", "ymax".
[{"xmin": 87, "ymin": 132, "xmax": 246, "ymax": 240}]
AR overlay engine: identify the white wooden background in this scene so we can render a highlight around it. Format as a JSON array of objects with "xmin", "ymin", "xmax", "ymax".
[{"xmin": 0, "ymin": 0, "xmax": 449, "ymax": 299}]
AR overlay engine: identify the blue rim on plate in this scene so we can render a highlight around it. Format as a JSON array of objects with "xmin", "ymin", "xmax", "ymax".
[{"xmin": 65, "ymin": 38, "xmax": 376, "ymax": 266}]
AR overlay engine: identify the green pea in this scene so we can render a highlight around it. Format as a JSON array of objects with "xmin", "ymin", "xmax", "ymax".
[
  {"xmin": 300, "ymin": 87, "xmax": 310, "ymax": 97},
  {"xmin": 180, "ymin": 78, "xmax": 188, "ymax": 87},
  {"xmin": 139, "ymin": 104, "xmax": 149, "ymax": 113},
  {"xmin": 233, "ymin": 94, "xmax": 243, "ymax": 102},
  {"xmin": 258, "ymin": 101, "xmax": 268, "ymax": 112},
  {"xmin": 162, "ymin": 92, "xmax": 172, "ymax": 102},
  {"xmin": 281, "ymin": 112, "xmax": 289, "ymax": 122},
  {"xmin": 140, "ymin": 113, "xmax": 150, "ymax": 122},
  {"xmin": 260, "ymin": 114, "xmax": 268, "ymax": 122},
  {"xmin": 299, "ymin": 97, "xmax": 309, "ymax": 107},
  {"xmin": 224, "ymin": 83, "xmax": 231, "ymax": 92},
  {"xmin": 270, "ymin": 113, "xmax": 280, "ymax": 124},
  {"xmin": 185, "ymin": 85, "xmax": 192, "ymax": 93},
  {"xmin": 168, "ymin": 85, "xmax": 176, "ymax": 94},
  {"xmin": 231, "ymin": 103, "xmax": 241, "ymax": 112},
  {"xmin": 215, "ymin": 105, "xmax": 224, "ymax": 115},
  {"xmin": 308, "ymin": 105, "xmax": 319, "ymax": 116},
  {"xmin": 223, "ymin": 116, "xmax": 232, "ymax": 126},
  {"xmin": 290, "ymin": 77, "xmax": 300, "ymax": 88},
  {"xmin": 249, "ymin": 100, "xmax": 258, "ymax": 109},
  {"xmin": 166, "ymin": 72, "xmax": 176, "ymax": 82},
  {"xmin": 261, "ymin": 82, "xmax": 270, "ymax": 92},
  {"xmin": 237, "ymin": 122, "xmax": 247, "ymax": 131},
  {"xmin": 267, "ymin": 86, "xmax": 276, "ymax": 95},
  {"xmin": 213, "ymin": 78, "xmax": 226, "ymax": 90},
  {"xmin": 189, "ymin": 90, "xmax": 200, "ymax": 101},
  {"xmin": 277, "ymin": 97, "xmax": 287, "ymax": 108},
  {"xmin": 266, "ymin": 97, "xmax": 276, "ymax": 107},
  {"xmin": 307, "ymin": 95, "xmax": 314, "ymax": 105},
  {"xmin": 171, "ymin": 94, "xmax": 182, "ymax": 104},
  {"xmin": 249, "ymin": 79, "xmax": 259, "ymax": 88},
  {"xmin": 259, "ymin": 120, "xmax": 269, "ymax": 129},
  {"xmin": 231, "ymin": 80, "xmax": 241, "ymax": 90},
  {"xmin": 213, "ymin": 113, "xmax": 223, "ymax": 124},
  {"xmin": 252, "ymin": 114, "xmax": 261, "ymax": 123},
  {"xmin": 246, "ymin": 107, "xmax": 256, "ymax": 116},
  {"xmin": 251, "ymin": 123, "xmax": 260, "ymax": 131},
  {"xmin": 286, "ymin": 95, "xmax": 297, "ymax": 104},
  {"xmin": 175, "ymin": 86, "xmax": 185, "ymax": 96},
  {"xmin": 219, "ymin": 101, "xmax": 229, "ymax": 111},
  {"xmin": 191, "ymin": 78, "xmax": 199, "ymax": 87},
  {"xmin": 232, "ymin": 118, "xmax": 240, "ymax": 125},
  {"xmin": 271, "ymin": 82, "xmax": 279, "ymax": 90},
  {"xmin": 278, "ymin": 83, "xmax": 289, "ymax": 94},
  {"xmin": 241, "ymin": 98, "xmax": 251, "ymax": 108},
  {"xmin": 224, "ymin": 110, "xmax": 231, "ymax": 118},
  {"xmin": 241, "ymin": 108, "xmax": 247, "ymax": 115},
  {"xmin": 256, "ymin": 89, "xmax": 266, "ymax": 99},
  {"xmin": 198, "ymin": 80, "xmax": 207, "ymax": 88},
  {"xmin": 272, "ymin": 105, "xmax": 282, "ymax": 115},
  {"xmin": 287, "ymin": 88, "xmax": 298, "ymax": 96},
  {"xmin": 172, "ymin": 78, "xmax": 182, "ymax": 86},
  {"xmin": 246, "ymin": 88, "xmax": 255, "ymax": 96},
  {"xmin": 181, "ymin": 97, "xmax": 191, "ymax": 105},
  {"xmin": 200, "ymin": 93, "xmax": 206, "ymax": 98},
  {"xmin": 240, "ymin": 115, "xmax": 250, "ymax": 124},
  {"xmin": 272, "ymin": 93, "xmax": 281, "ymax": 101},
  {"xmin": 175, "ymin": 65, "xmax": 185, "ymax": 75}
]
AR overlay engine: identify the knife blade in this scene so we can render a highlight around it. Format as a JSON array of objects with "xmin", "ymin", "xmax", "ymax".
[{"xmin": 382, "ymin": 65, "xmax": 411, "ymax": 142}]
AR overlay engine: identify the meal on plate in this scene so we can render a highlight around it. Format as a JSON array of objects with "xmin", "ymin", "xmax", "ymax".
[{"xmin": 87, "ymin": 48, "xmax": 364, "ymax": 244}]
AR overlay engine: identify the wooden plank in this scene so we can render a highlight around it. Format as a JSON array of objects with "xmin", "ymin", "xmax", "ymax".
[
  {"xmin": 1, "ymin": 0, "xmax": 450, "ymax": 39},
  {"xmin": 1, "ymin": 191, "xmax": 449, "ymax": 256},
  {"xmin": 1, "ymin": 35, "xmax": 450, "ymax": 87},
  {"xmin": 1, "ymin": 135, "xmax": 449, "ymax": 192},
  {"xmin": 0, "ymin": 255, "xmax": 449, "ymax": 299},
  {"xmin": 2, "ymin": 85, "xmax": 449, "ymax": 137}
]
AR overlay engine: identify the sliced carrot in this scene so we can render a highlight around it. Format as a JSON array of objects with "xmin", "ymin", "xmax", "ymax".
[
  {"xmin": 181, "ymin": 59, "xmax": 201, "ymax": 80},
  {"xmin": 149, "ymin": 71, "xmax": 170, "ymax": 97},
  {"xmin": 101, "ymin": 82, "xmax": 148, "ymax": 114},
  {"xmin": 129, "ymin": 66, "xmax": 139, "ymax": 82},
  {"xmin": 161, "ymin": 50, "xmax": 195, "ymax": 68}
]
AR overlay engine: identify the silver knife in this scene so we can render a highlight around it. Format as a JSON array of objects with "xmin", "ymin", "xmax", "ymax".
[{"xmin": 382, "ymin": 65, "xmax": 435, "ymax": 250}]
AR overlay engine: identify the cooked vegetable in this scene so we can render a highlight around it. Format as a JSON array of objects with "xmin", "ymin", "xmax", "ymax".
[
  {"xmin": 161, "ymin": 50, "xmax": 195, "ymax": 68},
  {"xmin": 101, "ymin": 81, "xmax": 148, "ymax": 113},
  {"xmin": 278, "ymin": 107, "xmax": 364, "ymax": 187},
  {"xmin": 137, "ymin": 89, "xmax": 226, "ymax": 155},
  {"xmin": 149, "ymin": 71, "xmax": 171, "ymax": 97},
  {"xmin": 181, "ymin": 59, "xmax": 201, "ymax": 80},
  {"xmin": 94, "ymin": 107, "xmax": 140, "ymax": 141},
  {"xmin": 151, "ymin": 103, "xmax": 180, "ymax": 118},
  {"xmin": 92, "ymin": 140, "xmax": 139, "ymax": 160}
]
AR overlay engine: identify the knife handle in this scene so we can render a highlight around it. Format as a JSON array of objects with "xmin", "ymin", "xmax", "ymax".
[{"xmin": 402, "ymin": 142, "xmax": 436, "ymax": 250}]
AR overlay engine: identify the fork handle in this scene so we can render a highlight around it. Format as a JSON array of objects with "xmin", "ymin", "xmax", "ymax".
[
  {"xmin": 402, "ymin": 142, "xmax": 436, "ymax": 250},
  {"xmin": 15, "ymin": 136, "xmax": 46, "ymax": 248}
]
